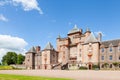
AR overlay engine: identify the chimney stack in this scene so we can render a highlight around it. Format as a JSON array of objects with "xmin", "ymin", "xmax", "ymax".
[
  {"xmin": 36, "ymin": 46, "xmax": 41, "ymax": 53},
  {"xmin": 98, "ymin": 32, "xmax": 102, "ymax": 42}
]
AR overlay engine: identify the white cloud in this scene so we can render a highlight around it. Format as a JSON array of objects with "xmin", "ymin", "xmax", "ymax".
[
  {"xmin": 0, "ymin": 0, "xmax": 43, "ymax": 14},
  {"xmin": 0, "ymin": 35, "xmax": 28, "ymax": 62},
  {"xmin": 94, "ymin": 31, "xmax": 105, "ymax": 37},
  {"xmin": 0, "ymin": 14, "xmax": 8, "ymax": 22}
]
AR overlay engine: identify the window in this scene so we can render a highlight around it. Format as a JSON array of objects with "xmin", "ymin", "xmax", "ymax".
[
  {"xmin": 118, "ymin": 46, "xmax": 120, "ymax": 52},
  {"xmin": 79, "ymin": 49, "xmax": 81, "ymax": 57},
  {"xmin": 79, "ymin": 54, "xmax": 81, "ymax": 57},
  {"xmin": 101, "ymin": 48, "xmax": 104, "ymax": 53},
  {"xmin": 53, "ymin": 54, "xmax": 55, "ymax": 57},
  {"xmin": 109, "ymin": 55, "xmax": 113, "ymax": 60},
  {"xmin": 119, "ymin": 56, "xmax": 120, "ymax": 60},
  {"xmin": 109, "ymin": 47, "xmax": 112, "ymax": 52},
  {"xmin": 101, "ymin": 56, "xmax": 104, "ymax": 60}
]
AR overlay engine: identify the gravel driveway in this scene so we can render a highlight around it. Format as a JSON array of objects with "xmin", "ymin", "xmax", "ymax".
[{"xmin": 0, "ymin": 70, "xmax": 120, "ymax": 80}]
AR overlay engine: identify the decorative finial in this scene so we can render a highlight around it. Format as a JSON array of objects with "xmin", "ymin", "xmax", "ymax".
[
  {"xmin": 57, "ymin": 34, "xmax": 61, "ymax": 39},
  {"xmin": 74, "ymin": 24, "xmax": 78, "ymax": 29},
  {"xmin": 86, "ymin": 27, "xmax": 90, "ymax": 31}
]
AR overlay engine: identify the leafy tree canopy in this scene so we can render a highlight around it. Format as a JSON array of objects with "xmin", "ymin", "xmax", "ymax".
[{"xmin": 2, "ymin": 52, "xmax": 25, "ymax": 65}]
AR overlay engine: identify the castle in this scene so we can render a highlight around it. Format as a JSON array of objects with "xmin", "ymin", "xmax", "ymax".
[{"xmin": 24, "ymin": 25, "xmax": 120, "ymax": 70}]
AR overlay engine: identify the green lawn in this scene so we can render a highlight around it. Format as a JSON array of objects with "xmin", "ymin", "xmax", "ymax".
[{"xmin": 0, "ymin": 74, "xmax": 72, "ymax": 80}]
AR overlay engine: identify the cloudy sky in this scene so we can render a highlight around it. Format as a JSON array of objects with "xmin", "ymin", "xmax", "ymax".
[{"xmin": 0, "ymin": 0, "xmax": 120, "ymax": 61}]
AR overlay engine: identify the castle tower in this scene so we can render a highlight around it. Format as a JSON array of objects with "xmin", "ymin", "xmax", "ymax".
[{"xmin": 25, "ymin": 47, "xmax": 36, "ymax": 69}]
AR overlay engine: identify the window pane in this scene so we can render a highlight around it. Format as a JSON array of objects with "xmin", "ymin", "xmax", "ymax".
[
  {"xmin": 110, "ymin": 47, "xmax": 112, "ymax": 52},
  {"xmin": 109, "ymin": 55, "xmax": 112, "ymax": 60},
  {"xmin": 101, "ymin": 56, "xmax": 104, "ymax": 60},
  {"xmin": 101, "ymin": 48, "xmax": 104, "ymax": 53}
]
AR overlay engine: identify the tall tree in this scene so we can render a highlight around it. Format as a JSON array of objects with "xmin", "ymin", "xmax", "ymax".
[
  {"xmin": 17, "ymin": 54, "xmax": 25, "ymax": 64},
  {"xmin": 2, "ymin": 52, "xmax": 17, "ymax": 65}
]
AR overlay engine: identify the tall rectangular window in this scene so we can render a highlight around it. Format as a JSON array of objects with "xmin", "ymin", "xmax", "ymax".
[
  {"xmin": 101, "ymin": 48, "xmax": 104, "ymax": 53},
  {"xmin": 118, "ymin": 46, "xmax": 120, "ymax": 52},
  {"xmin": 109, "ymin": 55, "xmax": 112, "ymax": 60},
  {"xmin": 101, "ymin": 56, "xmax": 104, "ymax": 60},
  {"xmin": 109, "ymin": 47, "xmax": 112, "ymax": 52},
  {"xmin": 119, "ymin": 56, "xmax": 120, "ymax": 60}
]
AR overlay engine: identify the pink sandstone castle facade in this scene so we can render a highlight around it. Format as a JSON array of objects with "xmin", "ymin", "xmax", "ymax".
[{"xmin": 24, "ymin": 25, "xmax": 120, "ymax": 70}]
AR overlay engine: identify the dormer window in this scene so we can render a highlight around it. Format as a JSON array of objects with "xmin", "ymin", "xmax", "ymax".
[
  {"xmin": 101, "ymin": 48, "xmax": 104, "ymax": 53},
  {"xmin": 109, "ymin": 44, "xmax": 113, "ymax": 53},
  {"xmin": 109, "ymin": 47, "xmax": 112, "ymax": 52},
  {"xmin": 118, "ymin": 46, "xmax": 120, "ymax": 52}
]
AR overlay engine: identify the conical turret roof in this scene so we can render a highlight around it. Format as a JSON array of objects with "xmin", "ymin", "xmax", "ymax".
[
  {"xmin": 85, "ymin": 33, "xmax": 98, "ymax": 43},
  {"xmin": 27, "ymin": 46, "xmax": 36, "ymax": 53},
  {"xmin": 44, "ymin": 42, "xmax": 54, "ymax": 50},
  {"xmin": 68, "ymin": 24, "xmax": 80, "ymax": 34}
]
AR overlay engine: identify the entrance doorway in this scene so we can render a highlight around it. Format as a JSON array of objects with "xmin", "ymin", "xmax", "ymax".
[
  {"xmin": 88, "ymin": 64, "xmax": 92, "ymax": 70},
  {"xmin": 44, "ymin": 65, "xmax": 47, "ymax": 69}
]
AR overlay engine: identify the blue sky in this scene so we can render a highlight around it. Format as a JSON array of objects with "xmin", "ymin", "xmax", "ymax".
[{"xmin": 0, "ymin": 0, "xmax": 120, "ymax": 57}]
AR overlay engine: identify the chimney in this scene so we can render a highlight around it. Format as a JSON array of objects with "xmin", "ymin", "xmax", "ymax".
[
  {"xmin": 98, "ymin": 32, "xmax": 102, "ymax": 42},
  {"xmin": 36, "ymin": 46, "xmax": 41, "ymax": 53}
]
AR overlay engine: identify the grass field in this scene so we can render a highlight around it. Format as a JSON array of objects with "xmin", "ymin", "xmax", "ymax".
[{"xmin": 0, "ymin": 74, "xmax": 72, "ymax": 80}]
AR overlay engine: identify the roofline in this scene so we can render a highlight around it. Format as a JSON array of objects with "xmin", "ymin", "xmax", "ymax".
[
  {"xmin": 102, "ymin": 39, "xmax": 120, "ymax": 43},
  {"xmin": 82, "ymin": 42, "xmax": 100, "ymax": 45},
  {"xmin": 25, "ymin": 52, "xmax": 36, "ymax": 54},
  {"xmin": 67, "ymin": 31, "xmax": 82, "ymax": 35}
]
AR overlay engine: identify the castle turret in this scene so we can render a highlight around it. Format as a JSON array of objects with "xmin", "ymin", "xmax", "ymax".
[{"xmin": 85, "ymin": 27, "xmax": 91, "ymax": 37}]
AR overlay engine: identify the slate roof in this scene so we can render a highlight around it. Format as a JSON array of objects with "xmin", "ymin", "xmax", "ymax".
[
  {"xmin": 68, "ymin": 24, "xmax": 80, "ymax": 34},
  {"xmin": 27, "ymin": 47, "xmax": 36, "ymax": 53},
  {"xmin": 44, "ymin": 42, "xmax": 54, "ymax": 50},
  {"xmin": 101, "ymin": 39, "xmax": 120, "ymax": 47},
  {"xmin": 85, "ymin": 32, "xmax": 98, "ymax": 43}
]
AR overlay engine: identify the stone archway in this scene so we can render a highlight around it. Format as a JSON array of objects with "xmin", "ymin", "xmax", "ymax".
[{"xmin": 88, "ymin": 63, "xmax": 92, "ymax": 70}]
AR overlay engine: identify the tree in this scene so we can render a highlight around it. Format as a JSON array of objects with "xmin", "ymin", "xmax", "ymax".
[
  {"xmin": 17, "ymin": 54, "xmax": 25, "ymax": 64},
  {"xmin": 2, "ymin": 52, "xmax": 17, "ymax": 65},
  {"xmin": 113, "ymin": 62, "xmax": 119, "ymax": 70}
]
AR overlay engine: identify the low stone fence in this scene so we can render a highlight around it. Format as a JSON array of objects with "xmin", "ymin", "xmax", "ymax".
[{"xmin": 10, "ymin": 64, "xmax": 26, "ymax": 69}]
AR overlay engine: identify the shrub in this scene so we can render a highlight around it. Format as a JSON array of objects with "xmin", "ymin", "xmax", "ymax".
[
  {"xmin": 0, "ymin": 66, "xmax": 14, "ymax": 70},
  {"xmin": 92, "ymin": 65, "xmax": 100, "ymax": 70},
  {"xmin": 79, "ymin": 66, "xmax": 88, "ymax": 70}
]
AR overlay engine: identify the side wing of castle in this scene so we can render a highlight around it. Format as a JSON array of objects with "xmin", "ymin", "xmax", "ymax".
[{"xmin": 24, "ymin": 25, "xmax": 120, "ymax": 70}]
